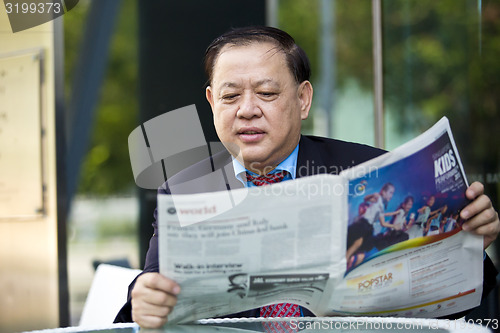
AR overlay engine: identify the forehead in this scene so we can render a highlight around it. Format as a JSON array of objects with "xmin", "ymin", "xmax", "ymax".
[
  {"xmin": 211, "ymin": 42, "xmax": 291, "ymax": 82},
  {"xmin": 217, "ymin": 41, "xmax": 283, "ymax": 61}
]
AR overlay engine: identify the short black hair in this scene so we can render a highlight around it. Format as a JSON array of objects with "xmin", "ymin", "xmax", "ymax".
[{"xmin": 204, "ymin": 26, "xmax": 311, "ymax": 86}]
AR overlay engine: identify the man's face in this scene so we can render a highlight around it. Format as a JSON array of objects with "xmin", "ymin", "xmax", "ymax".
[{"xmin": 206, "ymin": 42, "xmax": 312, "ymax": 174}]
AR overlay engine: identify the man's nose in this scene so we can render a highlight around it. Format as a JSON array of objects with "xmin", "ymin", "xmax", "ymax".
[{"xmin": 236, "ymin": 93, "xmax": 263, "ymax": 119}]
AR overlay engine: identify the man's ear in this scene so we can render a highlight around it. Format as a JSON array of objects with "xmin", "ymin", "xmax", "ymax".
[
  {"xmin": 206, "ymin": 86, "xmax": 215, "ymax": 112},
  {"xmin": 298, "ymin": 80, "xmax": 313, "ymax": 120}
]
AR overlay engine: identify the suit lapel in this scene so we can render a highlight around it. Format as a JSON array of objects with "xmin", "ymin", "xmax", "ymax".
[
  {"xmin": 296, "ymin": 135, "xmax": 328, "ymax": 179},
  {"xmin": 211, "ymin": 148, "xmax": 245, "ymax": 191}
]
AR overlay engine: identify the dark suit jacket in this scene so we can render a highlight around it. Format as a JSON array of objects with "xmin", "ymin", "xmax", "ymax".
[{"xmin": 115, "ymin": 135, "xmax": 498, "ymax": 322}]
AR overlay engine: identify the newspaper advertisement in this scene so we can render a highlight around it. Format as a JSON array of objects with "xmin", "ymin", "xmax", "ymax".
[
  {"xmin": 334, "ymin": 117, "xmax": 483, "ymax": 317},
  {"xmin": 158, "ymin": 117, "xmax": 483, "ymax": 323}
]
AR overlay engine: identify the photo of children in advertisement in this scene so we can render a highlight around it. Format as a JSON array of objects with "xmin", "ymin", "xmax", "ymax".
[{"xmin": 346, "ymin": 132, "xmax": 468, "ymax": 271}]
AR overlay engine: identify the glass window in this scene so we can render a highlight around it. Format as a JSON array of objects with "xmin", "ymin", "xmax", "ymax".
[
  {"xmin": 382, "ymin": 0, "xmax": 499, "ymax": 260},
  {"xmin": 279, "ymin": 0, "xmax": 375, "ymax": 146}
]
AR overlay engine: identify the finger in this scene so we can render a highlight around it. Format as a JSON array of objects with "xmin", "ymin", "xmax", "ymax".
[
  {"xmin": 141, "ymin": 273, "xmax": 181, "ymax": 295},
  {"xmin": 131, "ymin": 276, "xmax": 178, "ymax": 308},
  {"xmin": 460, "ymin": 194, "xmax": 492, "ymax": 221},
  {"xmin": 465, "ymin": 215, "xmax": 500, "ymax": 250},
  {"xmin": 132, "ymin": 297, "xmax": 172, "ymax": 328},
  {"xmin": 133, "ymin": 286, "xmax": 178, "ymax": 308},
  {"xmin": 462, "ymin": 204, "xmax": 498, "ymax": 233},
  {"xmin": 132, "ymin": 313, "xmax": 168, "ymax": 329},
  {"xmin": 132, "ymin": 298, "xmax": 172, "ymax": 318},
  {"xmin": 465, "ymin": 181, "xmax": 484, "ymax": 201},
  {"xmin": 468, "ymin": 218, "xmax": 500, "ymax": 237}
]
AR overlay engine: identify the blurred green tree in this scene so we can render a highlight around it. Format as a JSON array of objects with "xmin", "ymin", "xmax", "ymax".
[
  {"xmin": 381, "ymin": 0, "xmax": 500, "ymax": 189},
  {"xmin": 64, "ymin": 0, "xmax": 138, "ymax": 195}
]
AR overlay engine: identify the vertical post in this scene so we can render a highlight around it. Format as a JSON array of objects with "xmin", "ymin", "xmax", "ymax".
[
  {"xmin": 477, "ymin": 0, "xmax": 482, "ymax": 56},
  {"xmin": 372, "ymin": 0, "xmax": 385, "ymax": 149},
  {"xmin": 320, "ymin": 0, "xmax": 334, "ymax": 138},
  {"xmin": 266, "ymin": 0, "xmax": 279, "ymax": 27},
  {"xmin": 54, "ymin": 16, "xmax": 69, "ymax": 328}
]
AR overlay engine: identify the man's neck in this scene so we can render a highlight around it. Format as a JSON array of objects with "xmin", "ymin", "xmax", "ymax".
[
  {"xmin": 232, "ymin": 144, "xmax": 300, "ymax": 182},
  {"xmin": 245, "ymin": 163, "xmax": 279, "ymax": 175}
]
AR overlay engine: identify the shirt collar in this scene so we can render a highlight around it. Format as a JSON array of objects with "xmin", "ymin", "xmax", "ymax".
[{"xmin": 232, "ymin": 144, "xmax": 299, "ymax": 184}]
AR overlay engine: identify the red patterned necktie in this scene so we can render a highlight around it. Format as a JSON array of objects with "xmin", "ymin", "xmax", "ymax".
[
  {"xmin": 245, "ymin": 170, "xmax": 289, "ymax": 187},
  {"xmin": 244, "ymin": 170, "xmax": 301, "ymax": 318},
  {"xmin": 260, "ymin": 302, "xmax": 301, "ymax": 318}
]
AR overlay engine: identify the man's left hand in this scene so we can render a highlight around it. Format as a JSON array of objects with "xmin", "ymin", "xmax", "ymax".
[{"xmin": 460, "ymin": 182, "xmax": 500, "ymax": 249}]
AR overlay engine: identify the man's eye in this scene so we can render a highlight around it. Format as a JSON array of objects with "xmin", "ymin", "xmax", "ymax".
[
  {"xmin": 259, "ymin": 92, "xmax": 277, "ymax": 98},
  {"xmin": 222, "ymin": 94, "xmax": 239, "ymax": 100}
]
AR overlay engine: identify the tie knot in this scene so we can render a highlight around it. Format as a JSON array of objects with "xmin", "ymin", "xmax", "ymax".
[{"xmin": 245, "ymin": 170, "xmax": 289, "ymax": 186}]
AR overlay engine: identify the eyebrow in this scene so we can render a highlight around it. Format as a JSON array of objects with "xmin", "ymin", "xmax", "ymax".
[
  {"xmin": 253, "ymin": 79, "xmax": 279, "ymax": 88},
  {"xmin": 219, "ymin": 79, "xmax": 280, "ymax": 90},
  {"xmin": 220, "ymin": 82, "xmax": 241, "ymax": 89}
]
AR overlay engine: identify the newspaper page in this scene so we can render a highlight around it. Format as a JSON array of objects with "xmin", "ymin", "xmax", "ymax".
[
  {"xmin": 158, "ymin": 176, "xmax": 348, "ymax": 323},
  {"xmin": 158, "ymin": 116, "xmax": 483, "ymax": 323},
  {"xmin": 330, "ymin": 117, "xmax": 483, "ymax": 317}
]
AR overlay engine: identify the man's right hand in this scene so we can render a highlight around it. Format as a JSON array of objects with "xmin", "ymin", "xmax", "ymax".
[{"xmin": 131, "ymin": 272, "xmax": 181, "ymax": 328}]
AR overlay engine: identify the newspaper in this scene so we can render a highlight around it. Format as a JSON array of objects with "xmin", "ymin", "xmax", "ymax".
[{"xmin": 158, "ymin": 117, "xmax": 483, "ymax": 324}]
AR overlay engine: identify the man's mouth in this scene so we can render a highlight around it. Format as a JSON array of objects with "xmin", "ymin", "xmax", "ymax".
[
  {"xmin": 240, "ymin": 130, "xmax": 263, "ymax": 134},
  {"xmin": 238, "ymin": 127, "xmax": 265, "ymax": 134},
  {"xmin": 238, "ymin": 128, "xmax": 265, "ymax": 142}
]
